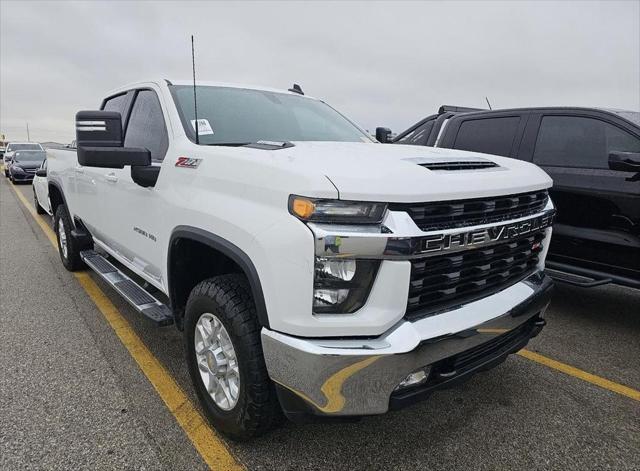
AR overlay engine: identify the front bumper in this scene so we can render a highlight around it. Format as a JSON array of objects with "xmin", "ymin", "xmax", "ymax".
[
  {"xmin": 262, "ymin": 271, "xmax": 552, "ymax": 419},
  {"xmin": 10, "ymin": 171, "xmax": 35, "ymax": 181}
]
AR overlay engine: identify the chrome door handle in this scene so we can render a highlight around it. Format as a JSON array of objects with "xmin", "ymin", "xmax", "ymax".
[{"xmin": 106, "ymin": 173, "xmax": 118, "ymax": 183}]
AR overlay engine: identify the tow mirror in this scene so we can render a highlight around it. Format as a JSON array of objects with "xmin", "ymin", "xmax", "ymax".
[
  {"xmin": 75, "ymin": 111, "xmax": 150, "ymax": 168},
  {"xmin": 35, "ymin": 168, "xmax": 47, "ymax": 177},
  {"xmin": 609, "ymin": 152, "xmax": 640, "ymax": 182},
  {"xmin": 376, "ymin": 127, "xmax": 392, "ymax": 143}
]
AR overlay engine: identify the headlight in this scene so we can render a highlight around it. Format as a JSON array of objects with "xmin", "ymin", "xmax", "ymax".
[
  {"xmin": 289, "ymin": 195, "xmax": 387, "ymax": 224},
  {"xmin": 12, "ymin": 166, "xmax": 24, "ymax": 173},
  {"xmin": 313, "ymin": 258, "xmax": 379, "ymax": 314}
]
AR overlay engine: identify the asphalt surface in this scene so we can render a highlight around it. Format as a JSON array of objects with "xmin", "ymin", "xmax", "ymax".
[{"xmin": 1, "ymin": 176, "xmax": 639, "ymax": 470}]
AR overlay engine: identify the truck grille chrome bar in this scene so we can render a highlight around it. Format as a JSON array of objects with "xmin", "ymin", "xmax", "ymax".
[{"xmin": 389, "ymin": 190, "xmax": 549, "ymax": 232}]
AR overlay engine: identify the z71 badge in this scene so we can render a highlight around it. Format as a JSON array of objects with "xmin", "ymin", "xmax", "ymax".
[{"xmin": 175, "ymin": 157, "xmax": 202, "ymax": 168}]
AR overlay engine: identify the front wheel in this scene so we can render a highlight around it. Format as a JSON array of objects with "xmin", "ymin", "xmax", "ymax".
[
  {"xmin": 184, "ymin": 274, "xmax": 281, "ymax": 440},
  {"xmin": 54, "ymin": 204, "xmax": 84, "ymax": 271}
]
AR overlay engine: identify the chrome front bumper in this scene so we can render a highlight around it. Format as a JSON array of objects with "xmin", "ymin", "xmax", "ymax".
[{"xmin": 262, "ymin": 272, "xmax": 552, "ymax": 418}]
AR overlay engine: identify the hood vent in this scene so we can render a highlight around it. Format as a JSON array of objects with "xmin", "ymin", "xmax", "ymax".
[{"xmin": 419, "ymin": 160, "xmax": 499, "ymax": 171}]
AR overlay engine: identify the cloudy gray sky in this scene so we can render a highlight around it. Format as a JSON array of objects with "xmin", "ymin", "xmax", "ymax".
[{"xmin": 1, "ymin": 0, "xmax": 638, "ymax": 143}]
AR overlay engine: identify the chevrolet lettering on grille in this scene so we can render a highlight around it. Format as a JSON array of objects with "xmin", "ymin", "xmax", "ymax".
[{"xmin": 419, "ymin": 211, "xmax": 555, "ymax": 255}]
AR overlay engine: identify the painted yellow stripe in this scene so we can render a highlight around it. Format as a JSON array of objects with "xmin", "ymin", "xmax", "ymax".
[
  {"xmin": 10, "ymin": 184, "xmax": 244, "ymax": 471},
  {"xmin": 517, "ymin": 349, "xmax": 640, "ymax": 402}
]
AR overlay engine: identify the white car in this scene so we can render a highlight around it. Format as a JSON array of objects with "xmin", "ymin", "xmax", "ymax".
[
  {"xmin": 32, "ymin": 159, "xmax": 51, "ymax": 215},
  {"xmin": 47, "ymin": 79, "xmax": 555, "ymax": 439},
  {"xmin": 4, "ymin": 142, "xmax": 44, "ymax": 177}
]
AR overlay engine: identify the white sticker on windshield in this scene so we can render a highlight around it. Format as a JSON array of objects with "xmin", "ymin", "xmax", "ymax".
[{"xmin": 190, "ymin": 119, "xmax": 214, "ymax": 135}]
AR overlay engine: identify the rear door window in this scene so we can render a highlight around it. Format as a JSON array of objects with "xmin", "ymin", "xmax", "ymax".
[
  {"xmin": 452, "ymin": 117, "xmax": 520, "ymax": 156},
  {"xmin": 533, "ymin": 116, "xmax": 640, "ymax": 169},
  {"xmin": 124, "ymin": 90, "xmax": 169, "ymax": 162}
]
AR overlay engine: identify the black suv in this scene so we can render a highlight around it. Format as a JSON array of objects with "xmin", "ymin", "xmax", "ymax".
[{"xmin": 389, "ymin": 107, "xmax": 640, "ymax": 289}]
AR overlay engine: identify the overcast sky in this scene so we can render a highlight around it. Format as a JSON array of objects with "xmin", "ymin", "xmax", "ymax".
[{"xmin": 1, "ymin": 0, "xmax": 638, "ymax": 143}]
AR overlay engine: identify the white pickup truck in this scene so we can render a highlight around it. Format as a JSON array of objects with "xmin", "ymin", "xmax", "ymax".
[{"xmin": 46, "ymin": 79, "xmax": 555, "ymax": 440}]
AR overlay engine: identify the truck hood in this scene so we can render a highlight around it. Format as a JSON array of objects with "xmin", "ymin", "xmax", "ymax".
[{"xmin": 264, "ymin": 141, "xmax": 552, "ymax": 202}]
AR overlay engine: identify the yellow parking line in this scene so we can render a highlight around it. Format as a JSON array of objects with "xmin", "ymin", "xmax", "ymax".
[
  {"xmin": 10, "ymin": 184, "xmax": 244, "ymax": 471},
  {"xmin": 517, "ymin": 349, "xmax": 640, "ymax": 402}
]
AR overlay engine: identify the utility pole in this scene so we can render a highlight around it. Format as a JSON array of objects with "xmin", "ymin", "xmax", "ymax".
[{"xmin": 26, "ymin": 122, "xmax": 30, "ymax": 141}]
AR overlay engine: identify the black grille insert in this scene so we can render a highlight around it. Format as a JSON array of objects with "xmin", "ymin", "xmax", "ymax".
[
  {"xmin": 390, "ymin": 190, "xmax": 548, "ymax": 232},
  {"xmin": 419, "ymin": 161, "xmax": 498, "ymax": 171},
  {"xmin": 406, "ymin": 231, "xmax": 545, "ymax": 320}
]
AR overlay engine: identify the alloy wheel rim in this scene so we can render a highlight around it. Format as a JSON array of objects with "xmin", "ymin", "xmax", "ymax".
[
  {"xmin": 194, "ymin": 313, "xmax": 240, "ymax": 411},
  {"xmin": 58, "ymin": 218, "xmax": 68, "ymax": 259}
]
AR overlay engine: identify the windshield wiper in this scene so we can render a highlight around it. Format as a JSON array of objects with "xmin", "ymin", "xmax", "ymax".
[{"xmin": 204, "ymin": 142, "xmax": 251, "ymax": 147}]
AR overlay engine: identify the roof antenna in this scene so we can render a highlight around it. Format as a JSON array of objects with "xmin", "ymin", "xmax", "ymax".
[
  {"xmin": 288, "ymin": 83, "xmax": 304, "ymax": 95},
  {"xmin": 485, "ymin": 96, "xmax": 492, "ymax": 110},
  {"xmin": 191, "ymin": 35, "xmax": 199, "ymax": 144}
]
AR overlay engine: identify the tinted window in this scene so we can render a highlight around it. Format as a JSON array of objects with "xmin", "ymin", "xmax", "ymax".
[
  {"xmin": 102, "ymin": 93, "xmax": 128, "ymax": 115},
  {"xmin": 533, "ymin": 116, "xmax": 640, "ymax": 169},
  {"xmin": 396, "ymin": 120, "xmax": 434, "ymax": 145},
  {"xmin": 452, "ymin": 117, "xmax": 520, "ymax": 156},
  {"xmin": 124, "ymin": 90, "xmax": 168, "ymax": 161}
]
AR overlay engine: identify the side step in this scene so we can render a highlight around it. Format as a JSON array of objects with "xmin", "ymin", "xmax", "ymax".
[
  {"xmin": 545, "ymin": 267, "xmax": 611, "ymax": 288},
  {"xmin": 80, "ymin": 250, "xmax": 174, "ymax": 326}
]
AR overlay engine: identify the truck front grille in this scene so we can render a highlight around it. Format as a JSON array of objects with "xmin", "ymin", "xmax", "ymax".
[
  {"xmin": 405, "ymin": 231, "xmax": 545, "ymax": 320},
  {"xmin": 390, "ymin": 190, "xmax": 548, "ymax": 232}
]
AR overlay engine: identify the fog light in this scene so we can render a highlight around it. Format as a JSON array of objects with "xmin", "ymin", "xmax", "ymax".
[{"xmin": 395, "ymin": 367, "xmax": 431, "ymax": 391}]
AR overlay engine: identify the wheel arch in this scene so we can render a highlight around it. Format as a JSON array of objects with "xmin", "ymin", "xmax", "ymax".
[
  {"xmin": 168, "ymin": 226, "xmax": 270, "ymax": 329},
  {"xmin": 47, "ymin": 180, "xmax": 68, "ymax": 218}
]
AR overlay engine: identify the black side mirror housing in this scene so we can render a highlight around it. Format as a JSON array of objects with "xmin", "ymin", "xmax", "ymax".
[
  {"xmin": 376, "ymin": 127, "xmax": 392, "ymax": 143},
  {"xmin": 35, "ymin": 168, "xmax": 47, "ymax": 177},
  {"xmin": 76, "ymin": 110, "xmax": 151, "ymax": 169},
  {"xmin": 609, "ymin": 152, "xmax": 640, "ymax": 182}
]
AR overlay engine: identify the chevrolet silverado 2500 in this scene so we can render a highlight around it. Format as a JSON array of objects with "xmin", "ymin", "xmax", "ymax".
[{"xmin": 46, "ymin": 79, "xmax": 555, "ymax": 440}]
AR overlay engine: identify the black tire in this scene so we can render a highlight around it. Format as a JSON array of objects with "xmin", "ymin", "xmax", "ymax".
[
  {"xmin": 34, "ymin": 189, "xmax": 46, "ymax": 214},
  {"xmin": 184, "ymin": 274, "xmax": 281, "ymax": 440},
  {"xmin": 54, "ymin": 204, "xmax": 84, "ymax": 271}
]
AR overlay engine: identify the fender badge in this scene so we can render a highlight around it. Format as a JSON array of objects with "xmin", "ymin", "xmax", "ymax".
[{"xmin": 175, "ymin": 156, "xmax": 202, "ymax": 168}]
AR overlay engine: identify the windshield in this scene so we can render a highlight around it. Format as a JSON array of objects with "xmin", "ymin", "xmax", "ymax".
[
  {"xmin": 7, "ymin": 143, "xmax": 42, "ymax": 152},
  {"xmin": 14, "ymin": 150, "xmax": 45, "ymax": 162},
  {"xmin": 170, "ymin": 86, "xmax": 372, "ymax": 145}
]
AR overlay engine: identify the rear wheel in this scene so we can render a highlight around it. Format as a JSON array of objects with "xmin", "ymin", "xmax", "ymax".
[
  {"xmin": 54, "ymin": 204, "xmax": 84, "ymax": 271},
  {"xmin": 184, "ymin": 274, "xmax": 281, "ymax": 440},
  {"xmin": 34, "ymin": 189, "xmax": 46, "ymax": 214}
]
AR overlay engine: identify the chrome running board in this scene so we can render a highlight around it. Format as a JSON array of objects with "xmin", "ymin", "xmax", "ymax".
[{"xmin": 80, "ymin": 250, "xmax": 174, "ymax": 326}]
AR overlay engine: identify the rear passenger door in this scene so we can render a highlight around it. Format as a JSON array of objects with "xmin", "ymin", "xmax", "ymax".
[
  {"xmin": 438, "ymin": 112, "xmax": 529, "ymax": 158},
  {"xmin": 524, "ymin": 111, "xmax": 640, "ymax": 279}
]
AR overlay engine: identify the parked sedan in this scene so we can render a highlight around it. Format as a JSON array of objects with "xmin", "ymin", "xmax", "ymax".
[
  {"xmin": 8, "ymin": 150, "xmax": 46, "ymax": 183},
  {"xmin": 4, "ymin": 142, "xmax": 44, "ymax": 176},
  {"xmin": 32, "ymin": 159, "xmax": 51, "ymax": 215}
]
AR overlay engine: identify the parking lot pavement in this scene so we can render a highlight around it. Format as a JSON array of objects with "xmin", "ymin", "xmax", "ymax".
[{"xmin": 2, "ymin": 177, "xmax": 640, "ymax": 470}]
